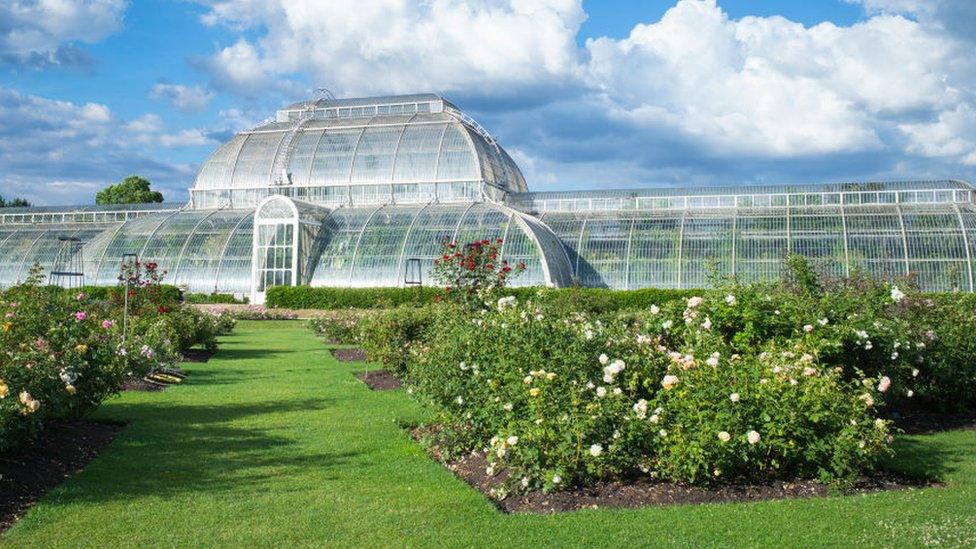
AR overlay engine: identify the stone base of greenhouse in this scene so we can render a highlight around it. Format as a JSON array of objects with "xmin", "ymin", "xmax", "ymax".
[{"xmin": 2, "ymin": 94, "xmax": 975, "ymax": 299}]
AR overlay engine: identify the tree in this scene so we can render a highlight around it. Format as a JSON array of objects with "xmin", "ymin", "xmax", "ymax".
[
  {"xmin": 95, "ymin": 176, "xmax": 164, "ymax": 205},
  {"xmin": 0, "ymin": 195, "xmax": 31, "ymax": 208}
]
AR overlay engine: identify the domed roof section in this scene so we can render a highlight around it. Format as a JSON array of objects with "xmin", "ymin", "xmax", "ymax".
[{"xmin": 192, "ymin": 94, "xmax": 527, "ymax": 195}]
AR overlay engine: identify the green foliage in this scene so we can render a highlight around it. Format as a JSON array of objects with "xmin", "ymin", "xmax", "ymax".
[
  {"xmin": 359, "ymin": 306, "xmax": 441, "ymax": 377},
  {"xmin": 71, "ymin": 284, "xmax": 182, "ymax": 306},
  {"xmin": 307, "ymin": 309, "xmax": 378, "ymax": 344},
  {"xmin": 135, "ymin": 307, "xmax": 222, "ymax": 353},
  {"xmin": 267, "ymin": 285, "xmax": 443, "ymax": 309},
  {"xmin": 0, "ymin": 195, "xmax": 31, "ymax": 208},
  {"xmin": 11, "ymin": 322, "xmax": 976, "ymax": 546},
  {"xmin": 0, "ymin": 268, "xmax": 165, "ymax": 451},
  {"xmin": 184, "ymin": 293, "xmax": 248, "ymax": 304},
  {"xmin": 404, "ymin": 295, "xmax": 891, "ymax": 492},
  {"xmin": 270, "ymin": 285, "xmax": 697, "ymax": 311},
  {"xmin": 431, "ymin": 238, "xmax": 525, "ymax": 309},
  {"xmin": 95, "ymin": 175, "xmax": 164, "ymax": 205},
  {"xmin": 348, "ymin": 257, "xmax": 976, "ymax": 493}
]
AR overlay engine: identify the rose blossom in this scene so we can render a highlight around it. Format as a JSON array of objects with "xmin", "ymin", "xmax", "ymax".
[
  {"xmin": 747, "ymin": 430, "xmax": 761, "ymax": 445},
  {"xmin": 877, "ymin": 376, "xmax": 891, "ymax": 393},
  {"xmin": 74, "ymin": 311, "xmax": 87, "ymax": 321},
  {"xmin": 589, "ymin": 444, "xmax": 603, "ymax": 457},
  {"xmin": 717, "ymin": 431, "xmax": 731, "ymax": 442},
  {"xmin": 661, "ymin": 375, "xmax": 679, "ymax": 390}
]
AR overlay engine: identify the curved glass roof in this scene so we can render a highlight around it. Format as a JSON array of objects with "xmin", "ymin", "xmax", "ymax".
[
  {"xmin": 308, "ymin": 202, "xmax": 570, "ymax": 288},
  {"xmin": 192, "ymin": 94, "xmax": 526, "ymax": 199},
  {"xmin": 76, "ymin": 209, "xmax": 254, "ymax": 294},
  {"xmin": 538, "ymin": 202, "xmax": 976, "ymax": 292}
]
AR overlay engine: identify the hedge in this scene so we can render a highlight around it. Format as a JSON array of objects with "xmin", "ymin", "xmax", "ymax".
[
  {"xmin": 267, "ymin": 285, "xmax": 700, "ymax": 312},
  {"xmin": 184, "ymin": 292, "xmax": 248, "ymax": 304},
  {"xmin": 73, "ymin": 284, "xmax": 183, "ymax": 304}
]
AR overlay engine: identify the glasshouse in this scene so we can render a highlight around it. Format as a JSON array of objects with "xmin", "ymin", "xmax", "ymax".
[{"xmin": 1, "ymin": 93, "xmax": 975, "ymax": 300}]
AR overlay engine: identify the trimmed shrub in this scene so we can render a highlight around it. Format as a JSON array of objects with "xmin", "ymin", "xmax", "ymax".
[
  {"xmin": 268, "ymin": 285, "xmax": 697, "ymax": 312},
  {"xmin": 267, "ymin": 286, "xmax": 443, "ymax": 309},
  {"xmin": 184, "ymin": 293, "xmax": 248, "ymax": 304}
]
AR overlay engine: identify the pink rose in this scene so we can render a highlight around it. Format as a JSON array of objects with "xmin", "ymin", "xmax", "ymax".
[
  {"xmin": 74, "ymin": 311, "xmax": 87, "ymax": 321},
  {"xmin": 102, "ymin": 319, "xmax": 114, "ymax": 329}
]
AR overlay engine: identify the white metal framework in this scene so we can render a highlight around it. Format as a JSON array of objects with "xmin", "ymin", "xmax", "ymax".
[{"xmin": 2, "ymin": 93, "xmax": 975, "ymax": 294}]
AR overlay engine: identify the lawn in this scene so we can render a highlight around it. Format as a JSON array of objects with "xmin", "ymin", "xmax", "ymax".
[{"xmin": 4, "ymin": 320, "xmax": 975, "ymax": 547}]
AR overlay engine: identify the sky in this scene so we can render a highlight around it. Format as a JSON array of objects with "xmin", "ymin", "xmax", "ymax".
[{"xmin": 2, "ymin": 0, "xmax": 976, "ymax": 205}]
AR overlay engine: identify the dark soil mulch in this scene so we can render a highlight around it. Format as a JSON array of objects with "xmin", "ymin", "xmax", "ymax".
[
  {"xmin": 120, "ymin": 377, "xmax": 168, "ymax": 392},
  {"xmin": 892, "ymin": 411, "xmax": 976, "ymax": 435},
  {"xmin": 331, "ymin": 347, "xmax": 367, "ymax": 362},
  {"xmin": 181, "ymin": 349, "xmax": 214, "ymax": 363},
  {"xmin": 412, "ymin": 427, "xmax": 935, "ymax": 514},
  {"xmin": 357, "ymin": 370, "xmax": 403, "ymax": 391},
  {"xmin": 0, "ymin": 420, "xmax": 123, "ymax": 532}
]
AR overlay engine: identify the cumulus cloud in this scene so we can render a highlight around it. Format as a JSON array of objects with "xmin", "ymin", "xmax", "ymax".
[
  {"xmin": 0, "ymin": 0, "xmax": 126, "ymax": 68},
  {"xmin": 583, "ymin": 1, "xmax": 964, "ymax": 158},
  {"xmin": 0, "ymin": 87, "xmax": 213, "ymax": 205},
  {"xmin": 194, "ymin": 0, "xmax": 586, "ymax": 96},
  {"xmin": 150, "ymin": 82, "xmax": 215, "ymax": 113},
  {"xmin": 852, "ymin": 0, "xmax": 976, "ymax": 39},
  {"xmin": 187, "ymin": 0, "xmax": 976, "ymax": 183}
]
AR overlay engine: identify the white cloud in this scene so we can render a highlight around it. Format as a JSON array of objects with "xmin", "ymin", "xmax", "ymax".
[
  {"xmin": 150, "ymin": 82, "xmax": 215, "ymax": 113},
  {"xmin": 0, "ymin": 0, "xmax": 126, "ymax": 67},
  {"xmin": 899, "ymin": 104, "xmax": 976, "ymax": 166},
  {"xmin": 190, "ymin": 0, "xmax": 976, "ymax": 172},
  {"xmin": 583, "ymin": 1, "xmax": 965, "ymax": 157},
  {"xmin": 0, "ymin": 86, "xmax": 210, "ymax": 205},
  {"xmin": 195, "ymin": 0, "xmax": 585, "ymax": 96}
]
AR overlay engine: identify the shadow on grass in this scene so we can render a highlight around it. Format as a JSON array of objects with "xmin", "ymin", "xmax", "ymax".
[
  {"xmin": 54, "ymin": 398, "xmax": 358, "ymax": 506},
  {"xmin": 881, "ymin": 434, "xmax": 967, "ymax": 483},
  {"xmin": 207, "ymin": 348, "xmax": 281, "ymax": 361}
]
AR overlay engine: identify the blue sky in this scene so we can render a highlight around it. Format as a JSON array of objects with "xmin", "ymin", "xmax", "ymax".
[{"xmin": 2, "ymin": 0, "xmax": 975, "ymax": 205}]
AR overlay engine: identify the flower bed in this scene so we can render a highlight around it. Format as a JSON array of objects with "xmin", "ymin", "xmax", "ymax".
[
  {"xmin": 1, "ymin": 273, "xmax": 160, "ymax": 451},
  {"xmin": 197, "ymin": 304, "xmax": 298, "ymax": 321},
  {"xmin": 378, "ymin": 256, "xmax": 975, "ymax": 497},
  {"xmin": 1, "ymin": 264, "xmax": 234, "ymax": 454}
]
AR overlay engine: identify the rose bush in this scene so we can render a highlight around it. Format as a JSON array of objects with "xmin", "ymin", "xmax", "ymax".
[
  {"xmin": 307, "ymin": 310, "xmax": 377, "ymax": 344},
  {"xmin": 406, "ymin": 294, "xmax": 891, "ymax": 494},
  {"xmin": 0, "ymin": 268, "xmax": 165, "ymax": 450},
  {"xmin": 431, "ymin": 238, "xmax": 525, "ymax": 310}
]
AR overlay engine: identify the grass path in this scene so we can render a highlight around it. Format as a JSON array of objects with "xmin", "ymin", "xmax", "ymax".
[{"xmin": 3, "ymin": 320, "xmax": 975, "ymax": 547}]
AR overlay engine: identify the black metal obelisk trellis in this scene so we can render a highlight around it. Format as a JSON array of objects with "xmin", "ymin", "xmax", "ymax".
[{"xmin": 49, "ymin": 236, "xmax": 84, "ymax": 289}]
